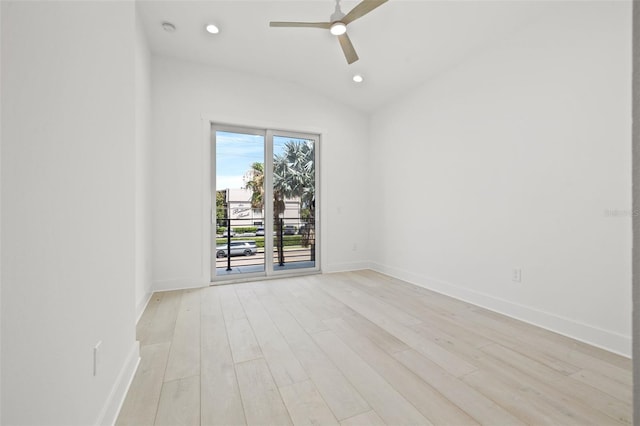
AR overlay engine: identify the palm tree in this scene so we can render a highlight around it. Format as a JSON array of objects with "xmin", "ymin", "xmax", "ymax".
[
  {"xmin": 273, "ymin": 140, "xmax": 315, "ymax": 260},
  {"xmin": 244, "ymin": 161, "xmax": 288, "ymax": 264},
  {"xmin": 244, "ymin": 140, "xmax": 315, "ymax": 265},
  {"xmin": 243, "ymin": 162, "xmax": 264, "ymax": 209}
]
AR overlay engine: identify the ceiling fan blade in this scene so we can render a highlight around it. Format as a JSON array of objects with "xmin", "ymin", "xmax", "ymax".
[
  {"xmin": 342, "ymin": 0, "xmax": 388, "ymax": 25},
  {"xmin": 337, "ymin": 33, "xmax": 359, "ymax": 64},
  {"xmin": 270, "ymin": 21, "xmax": 331, "ymax": 29}
]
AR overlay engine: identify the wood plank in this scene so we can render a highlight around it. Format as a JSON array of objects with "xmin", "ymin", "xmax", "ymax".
[
  {"xmin": 410, "ymin": 320, "xmax": 487, "ymax": 365},
  {"xmin": 255, "ymin": 290, "xmax": 371, "ymax": 420},
  {"xmin": 136, "ymin": 292, "xmax": 164, "ymax": 344},
  {"xmin": 461, "ymin": 368, "xmax": 584, "ymax": 425},
  {"xmin": 320, "ymin": 282, "xmax": 478, "ymax": 378},
  {"xmin": 393, "ymin": 349, "xmax": 526, "ymax": 425},
  {"xmin": 475, "ymin": 323, "xmax": 581, "ymax": 376},
  {"xmin": 200, "ymin": 287, "xmax": 246, "ymax": 426},
  {"xmin": 218, "ymin": 283, "xmax": 247, "ymax": 322},
  {"xmin": 225, "ymin": 314, "xmax": 263, "ymax": 364},
  {"xmin": 284, "ymin": 302, "xmax": 329, "ymax": 334},
  {"xmin": 347, "ymin": 271, "xmax": 631, "ymax": 420},
  {"xmin": 311, "ymin": 330, "xmax": 432, "ymax": 426},
  {"xmin": 570, "ymin": 369, "xmax": 632, "ymax": 402},
  {"xmin": 411, "ymin": 311, "xmax": 495, "ymax": 350},
  {"xmin": 340, "ymin": 410, "xmax": 385, "ymax": 426},
  {"xmin": 279, "ymin": 379, "xmax": 340, "ymax": 426},
  {"xmin": 116, "ymin": 342, "xmax": 170, "ymax": 426},
  {"xmin": 559, "ymin": 346, "xmax": 631, "ymax": 385},
  {"xmin": 294, "ymin": 278, "xmax": 409, "ymax": 353},
  {"xmin": 345, "ymin": 275, "xmax": 496, "ymax": 350},
  {"xmin": 154, "ymin": 375, "xmax": 200, "ymax": 426},
  {"xmin": 346, "ymin": 271, "xmax": 447, "ymax": 319},
  {"xmin": 414, "ymin": 312, "xmax": 593, "ymax": 424},
  {"xmin": 235, "ymin": 286, "xmax": 308, "ymax": 387},
  {"xmin": 285, "ymin": 277, "xmax": 353, "ymax": 320},
  {"xmin": 460, "ymin": 307, "xmax": 623, "ymax": 378},
  {"xmin": 235, "ymin": 358, "xmax": 293, "ymax": 425},
  {"xmin": 164, "ymin": 289, "xmax": 201, "ymax": 382},
  {"xmin": 350, "ymin": 272, "xmax": 574, "ymax": 381},
  {"xmin": 324, "ymin": 317, "xmax": 479, "ymax": 425},
  {"xmin": 471, "ymin": 345, "xmax": 629, "ymax": 425},
  {"xmin": 480, "ymin": 343, "xmax": 630, "ymax": 424},
  {"xmin": 267, "ymin": 280, "xmax": 299, "ymax": 304},
  {"xmin": 323, "ymin": 277, "xmax": 423, "ymax": 326},
  {"xmin": 291, "ymin": 276, "xmax": 349, "ymax": 306},
  {"xmin": 143, "ymin": 290, "xmax": 182, "ymax": 345},
  {"xmin": 118, "ymin": 272, "xmax": 632, "ymax": 426},
  {"xmin": 341, "ymin": 312, "xmax": 410, "ymax": 354},
  {"xmin": 472, "ymin": 307, "xmax": 632, "ymax": 371},
  {"xmin": 293, "ymin": 280, "xmax": 411, "ymax": 354},
  {"xmin": 352, "ymin": 270, "xmax": 472, "ymax": 316}
]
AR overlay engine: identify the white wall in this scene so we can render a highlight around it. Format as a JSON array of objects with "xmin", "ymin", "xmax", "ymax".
[
  {"xmin": 369, "ymin": 1, "xmax": 632, "ymax": 356},
  {"xmin": 1, "ymin": 2, "xmax": 139, "ymax": 424},
  {"xmin": 151, "ymin": 56, "xmax": 370, "ymax": 290},
  {"xmin": 135, "ymin": 9, "xmax": 153, "ymax": 318}
]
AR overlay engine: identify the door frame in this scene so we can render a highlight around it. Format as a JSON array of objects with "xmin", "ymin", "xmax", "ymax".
[{"xmin": 208, "ymin": 121, "xmax": 321, "ymax": 283}]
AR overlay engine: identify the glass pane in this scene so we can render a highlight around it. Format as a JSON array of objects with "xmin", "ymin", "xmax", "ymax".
[
  {"xmin": 215, "ymin": 131, "xmax": 265, "ymax": 276},
  {"xmin": 272, "ymin": 135, "xmax": 316, "ymax": 271}
]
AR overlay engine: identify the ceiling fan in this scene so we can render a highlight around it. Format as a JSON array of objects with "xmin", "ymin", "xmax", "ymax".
[{"xmin": 270, "ymin": 0, "xmax": 388, "ymax": 65}]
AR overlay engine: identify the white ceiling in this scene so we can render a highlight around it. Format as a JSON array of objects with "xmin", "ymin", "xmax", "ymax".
[{"xmin": 137, "ymin": 0, "xmax": 557, "ymax": 112}]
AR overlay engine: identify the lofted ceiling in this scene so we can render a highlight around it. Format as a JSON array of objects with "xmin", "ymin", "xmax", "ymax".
[{"xmin": 137, "ymin": 0, "xmax": 557, "ymax": 112}]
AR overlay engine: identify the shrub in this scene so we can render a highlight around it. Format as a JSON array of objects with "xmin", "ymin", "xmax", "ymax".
[
  {"xmin": 234, "ymin": 226, "xmax": 258, "ymax": 234},
  {"xmin": 281, "ymin": 235, "xmax": 302, "ymax": 247},
  {"xmin": 216, "ymin": 237, "xmax": 265, "ymax": 247}
]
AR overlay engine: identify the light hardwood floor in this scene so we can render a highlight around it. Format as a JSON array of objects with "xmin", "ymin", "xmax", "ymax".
[{"xmin": 116, "ymin": 270, "xmax": 632, "ymax": 426}]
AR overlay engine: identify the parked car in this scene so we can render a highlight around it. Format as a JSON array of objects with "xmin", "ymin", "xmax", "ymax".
[
  {"xmin": 221, "ymin": 228, "xmax": 236, "ymax": 237},
  {"xmin": 256, "ymin": 227, "xmax": 265, "ymax": 236},
  {"xmin": 283, "ymin": 225, "xmax": 297, "ymax": 235},
  {"xmin": 216, "ymin": 241, "xmax": 257, "ymax": 258}
]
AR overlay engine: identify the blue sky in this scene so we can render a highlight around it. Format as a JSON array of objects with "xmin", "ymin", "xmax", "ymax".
[
  {"xmin": 216, "ymin": 131, "xmax": 263, "ymax": 190},
  {"xmin": 215, "ymin": 131, "xmax": 291, "ymax": 190}
]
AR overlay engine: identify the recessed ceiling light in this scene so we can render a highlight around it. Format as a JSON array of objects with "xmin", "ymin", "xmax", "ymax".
[
  {"xmin": 162, "ymin": 22, "xmax": 176, "ymax": 33},
  {"xmin": 206, "ymin": 24, "xmax": 220, "ymax": 34},
  {"xmin": 330, "ymin": 22, "xmax": 347, "ymax": 36},
  {"xmin": 353, "ymin": 74, "xmax": 364, "ymax": 83}
]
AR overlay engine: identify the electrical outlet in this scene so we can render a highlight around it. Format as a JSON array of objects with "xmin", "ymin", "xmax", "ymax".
[
  {"xmin": 512, "ymin": 268, "xmax": 522, "ymax": 283},
  {"xmin": 93, "ymin": 341, "xmax": 102, "ymax": 376}
]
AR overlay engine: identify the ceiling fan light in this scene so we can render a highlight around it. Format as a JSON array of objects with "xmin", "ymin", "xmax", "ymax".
[
  {"xmin": 205, "ymin": 24, "xmax": 220, "ymax": 34},
  {"xmin": 330, "ymin": 22, "xmax": 347, "ymax": 36},
  {"xmin": 353, "ymin": 74, "xmax": 364, "ymax": 83}
]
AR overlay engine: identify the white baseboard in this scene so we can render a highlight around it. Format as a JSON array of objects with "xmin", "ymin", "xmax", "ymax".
[
  {"xmin": 136, "ymin": 292, "xmax": 153, "ymax": 324},
  {"xmin": 370, "ymin": 262, "xmax": 631, "ymax": 358},
  {"xmin": 96, "ymin": 341, "xmax": 141, "ymax": 426},
  {"xmin": 152, "ymin": 277, "xmax": 209, "ymax": 293},
  {"xmin": 324, "ymin": 261, "xmax": 372, "ymax": 273}
]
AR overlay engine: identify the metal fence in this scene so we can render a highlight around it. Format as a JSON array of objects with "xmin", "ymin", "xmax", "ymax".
[{"xmin": 215, "ymin": 217, "xmax": 316, "ymax": 273}]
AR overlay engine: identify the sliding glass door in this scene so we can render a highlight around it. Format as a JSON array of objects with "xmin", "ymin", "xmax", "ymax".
[
  {"xmin": 213, "ymin": 128, "xmax": 266, "ymax": 276},
  {"xmin": 272, "ymin": 134, "xmax": 317, "ymax": 271},
  {"xmin": 212, "ymin": 125, "xmax": 319, "ymax": 280}
]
